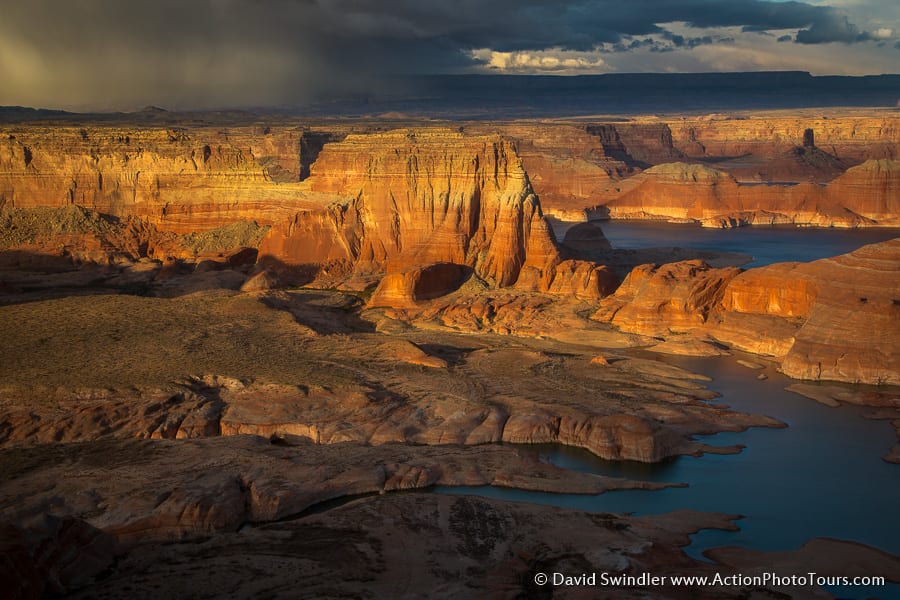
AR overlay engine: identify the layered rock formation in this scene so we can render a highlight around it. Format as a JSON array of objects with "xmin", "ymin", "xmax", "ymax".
[
  {"xmin": 667, "ymin": 114, "xmax": 900, "ymax": 163},
  {"xmin": 0, "ymin": 126, "xmax": 339, "ymax": 233},
  {"xmin": 0, "ymin": 205, "xmax": 270, "ymax": 268},
  {"xmin": 594, "ymin": 239, "xmax": 900, "ymax": 385},
  {"xmin": 260, "ymin": 129, "xmax": 612, "ymax": 301},
  {"xmin": 587, "ymin": 122, "xmax": 686, "ymax": 166},
  {"xmin": 603, "ymin": 159, "xmax": 900, "ymax": 227},
  {"xmin": 724, "ymin": 132, "xmax": 848, "ymax": 183},
  {"xmin": 471, "ymin": 123, "xmax": 628, "ymax": 219}
]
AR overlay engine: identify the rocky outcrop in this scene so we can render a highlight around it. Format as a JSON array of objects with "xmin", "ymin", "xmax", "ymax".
[
  {"xmin": 587, "ymin": 123, "xmax": 685, "ymax": 166},
  {"xmin": 825, "ymin": 159, "xmax": 900, "ymax": 223},
  {"xmin": 727, "ymin": 143, "xmax": 847, "ymax": 183},
  {"xmin": 603, "ymin": 160, "xmax": 900, "ymax": 228},
  {"xmin": 561, "ymin": 220, "xmax": 613, "ymax": 253},
  {"xmin": 1, "ymin": 463, "xmax": 806, "ymax": 600},
  {"xmin": 0, "ymin": 286, "xmax": 782, "ymax": 462},
  {"xmin": 711, "ymin": 239, "xmax": 900, "ymax": 383},
  {"xmin": 775, "ymin": 239, "xmax": 900, "ymax": 384},
  {"xmin": 473, "ymin": 123, "xmax": 627, "ymax": 218},
  {"xmin": 261, "ymin": 130, "xmax": 556, "ymax": 285},
  {"xmin": 0, "ymin": 205, "xmax": 271, "ymax": 268},
  {"xmin": 594, "ymin": 260, "xmax": 742, "ymax": 336},
  {"xmin": 368, "ymin": 263, "xmax": 469, "ymax": 308},
  {"xmin": 1, "ymin": 438, "xmax": 655, "ymax": 545},
  {"xmin": 0, "ymin": 516, "xmax": 120, "ymax": 600},
  {"xmin": 595, "ymin": 240, "xmax": 900, "ymax": 385}
]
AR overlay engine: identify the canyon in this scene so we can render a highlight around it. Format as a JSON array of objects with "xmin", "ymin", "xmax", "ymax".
[{"xmin": 1, "ymin": 108, "xmax": 898, "ymax": 599}]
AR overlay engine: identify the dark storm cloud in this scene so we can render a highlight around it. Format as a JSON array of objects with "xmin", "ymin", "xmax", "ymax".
[
  {"xmin": 0, "ymin": 0, "xmax": 884, "ymax": 109},
  {"xmin": 795, "ymin": 14, "xmax": 873, "ymax": 43}
]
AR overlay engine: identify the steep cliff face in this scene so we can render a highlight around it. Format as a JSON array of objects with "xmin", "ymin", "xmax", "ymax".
[
  {"xmin": 473, "ymin": 124, "xmax": 626, "ymax": 219},
  {"xmin": 776, "ymin": 239, "xmax": 900, "ymax": 385},
  {"xmin": 604, "ymin": 160, "xmax": 900, "ymax": 227},
  {"xmin": 0, "ymin": 126, "xmax": 335, "ymax": 234},
  {"xmin": 825, "ymin": 159, "xmax": 900, "ymax": 223},
  {"xmin": 587, "ymin": 123, "xmax": 685, "ymax": 166},
  {"xmin": 260, "ymin": 130, "xmax": 587, "ymax": 295}
]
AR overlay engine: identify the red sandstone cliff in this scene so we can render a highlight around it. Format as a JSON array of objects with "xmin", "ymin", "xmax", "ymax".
[
  {"xmin": 469, "ymin": 124, "xmax": 628, "ymax": 219},
  {"xmin": 0, "ymin": 126, "xmax": 337, "ymax": 234},
  {"xmin": 259, "ymin": 130, "xmax": 613, "ymax": 300}
]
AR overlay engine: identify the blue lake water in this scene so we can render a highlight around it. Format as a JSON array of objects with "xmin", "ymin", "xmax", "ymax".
[
  {"xmin": 559, "ymin": 220, "xmax": 900, "ymax": 268},
  {"xmin": 436, "ymin": 356, "xmax": 900, "ymax": 597},
  {"xmin": 437, "ymin": 222, "xmax": 900, "ymax": 597}
]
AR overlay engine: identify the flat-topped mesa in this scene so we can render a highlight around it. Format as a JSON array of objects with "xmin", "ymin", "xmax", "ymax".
[
  {"xmin": 0, "ymin": 126, "xmax": 334, "ymax": 234},
  {"xmin": 603, "ymin": 163, "xmax": 743, "ymax": 224},
  {"xmin": 595, "ymin": 239, "xmax": 900, "ymax": 385},
  {"xmin": 260, "ymin": 129, "xmax": 614, "ymax": 300},
  {"xmin": 603, "ymin": 159, "xmax": 900, "ymax": 227},
  {"xmin": 669, "ymin": 115, "xmax": 900, "ymax": 162}
]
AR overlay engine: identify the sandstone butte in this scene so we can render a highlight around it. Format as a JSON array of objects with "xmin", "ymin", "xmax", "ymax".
[
  {"xmin": 601, "ymin": 159, "xmax": 900, "ymax": 228},
  {"xmin": 258, "ymin": 129, "xmax": 616, "ymax": 301},
  {"xmin": 594, "ymin": 239, "xmax": 900, "ymax": 385}
]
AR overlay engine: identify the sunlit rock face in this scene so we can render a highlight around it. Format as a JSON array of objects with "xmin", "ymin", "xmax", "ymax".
[
  {"xmin": 593, "ymin": 260, "xmax": 742, "ymax": 336},
  {"xmin": 594, "ymin": 240, "xmax": 900, "ymax": 385},
  {"xmin": 714, "ymin": 240, "xmax": 900, "ymax": 385},
  {"xmin": 603, "ymin": 159, "xmax": 900, "ymax": 228},
  {"xmin": 669, "ymin": 116, "xmax": 900, "ymax": 163},
  {"xmin": 774, "ymin": 239, "xmax": 900, "ymax": 385},
  {"xmin": 0, "ymin": 126, "xmax": 332, "ymax": 234},
  {"xmin": 825, "ymin": 159, "xmax": 900, "ymax": 223},
  {"xmin": 259, "ymin": 129, "xmax": 610, "ymax": 299},
  {"xmin": 368, "ymin": 263, "xmax": 470, "ymax": 309},
  {"xmin": 470, "ymin": 123, "xmax": 625, "ymax": 219}
]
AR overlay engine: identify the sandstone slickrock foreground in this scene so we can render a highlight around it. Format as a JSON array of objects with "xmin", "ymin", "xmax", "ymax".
[{"xmin": 12, "ymin": 491, "xmax": 900, "ymax": 600}]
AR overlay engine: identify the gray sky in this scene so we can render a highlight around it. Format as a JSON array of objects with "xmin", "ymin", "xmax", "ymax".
[{"xmin": 1, "ymin": 0, "xmax": 897, "ymax": 110}]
